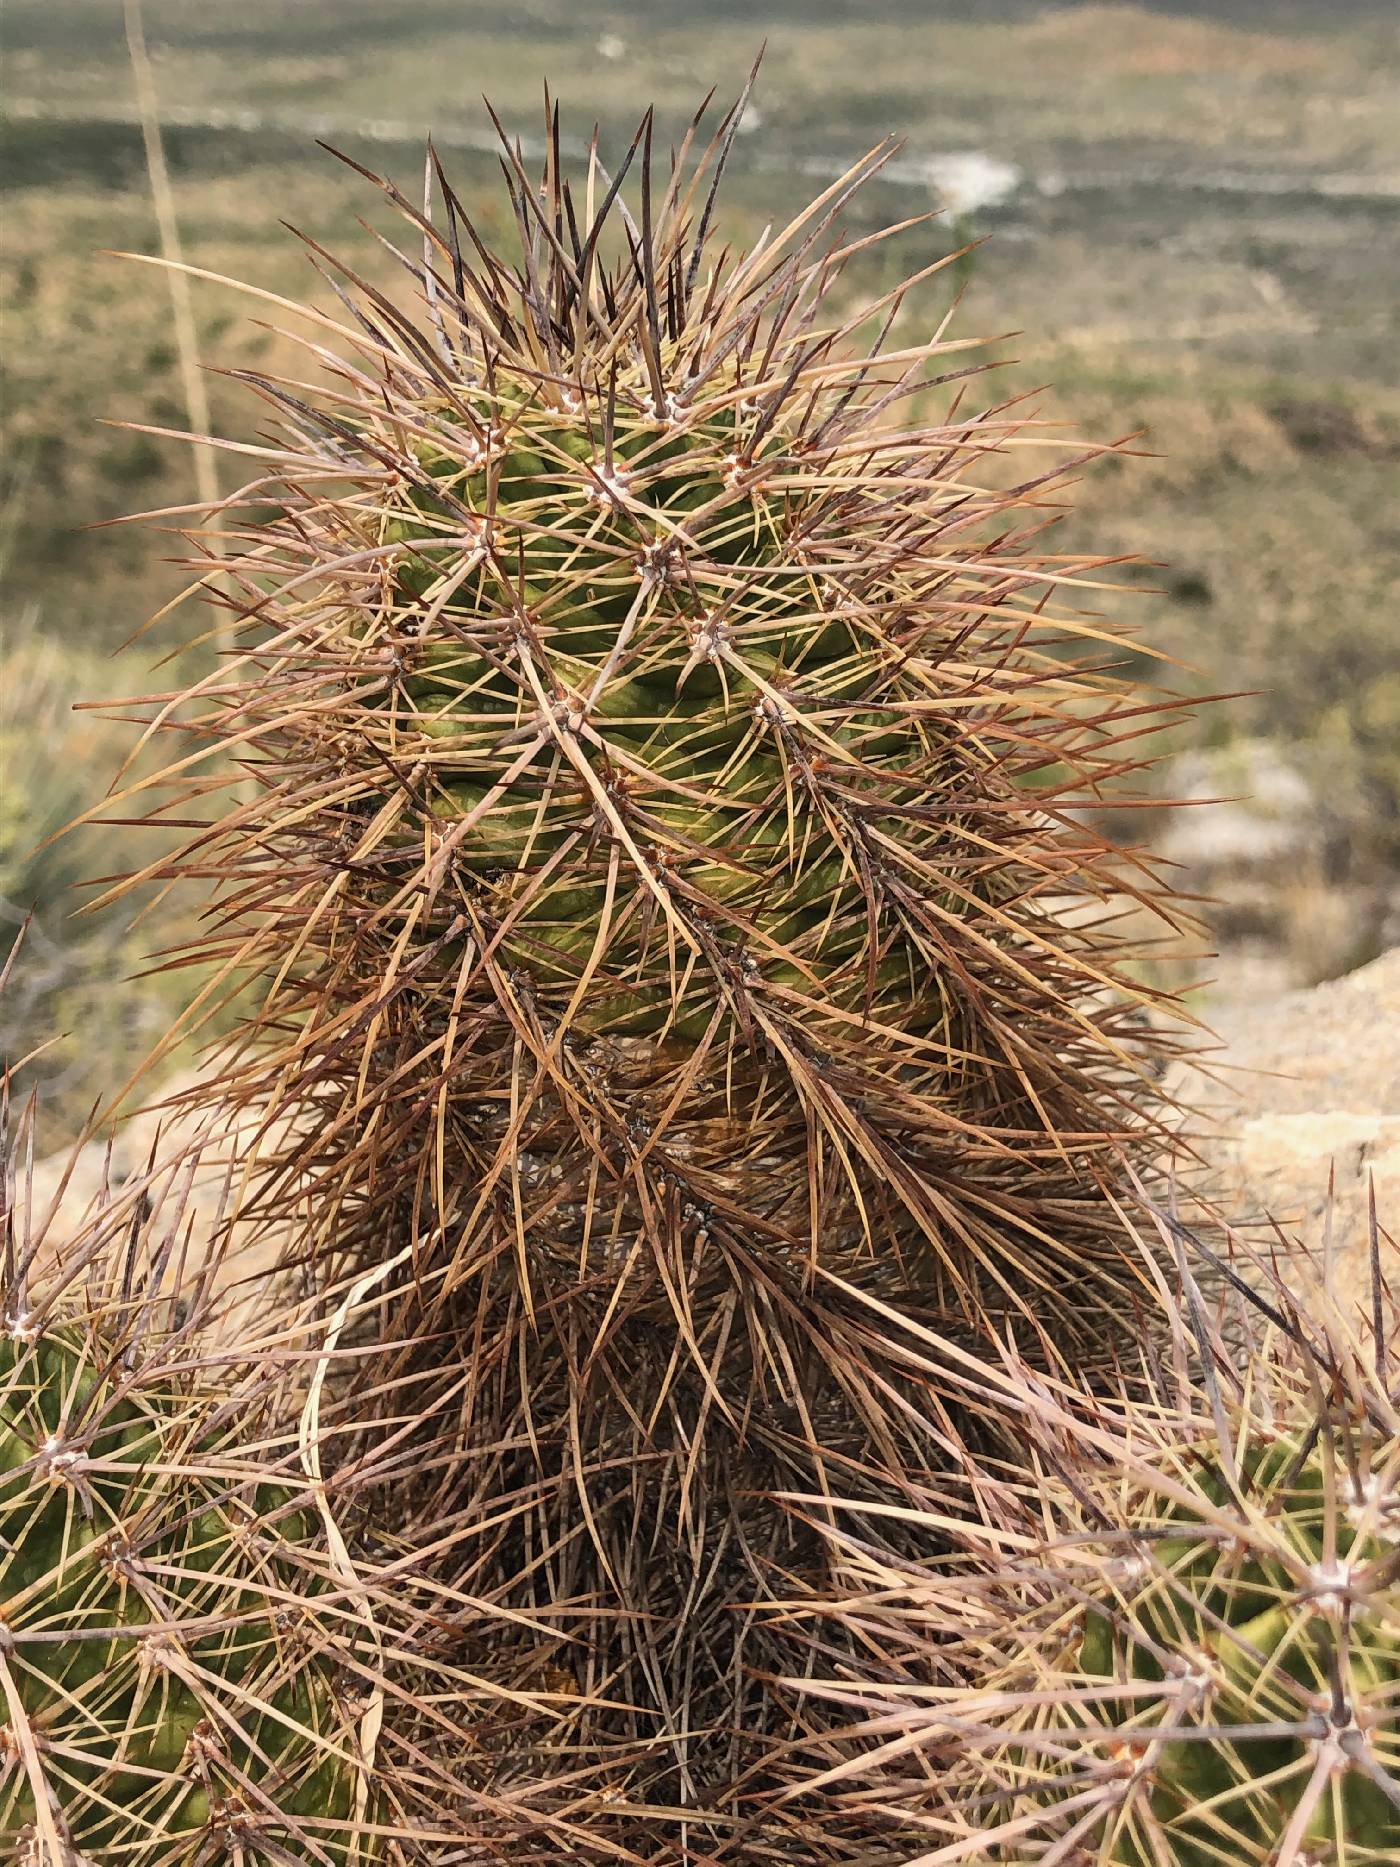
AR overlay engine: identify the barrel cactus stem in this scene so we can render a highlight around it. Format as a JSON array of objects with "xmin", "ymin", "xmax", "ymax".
[
  {"xmin": 0, "ymin": 1098, "xmax": 378, "ymax": 1863},
  {"xmin": 101, "ymin": 84, "xmax": 1200, "ymax": 1358},
  {"xmin": 773, "ymin": 1198, "xmax": 1400, "ymax": 1865}
]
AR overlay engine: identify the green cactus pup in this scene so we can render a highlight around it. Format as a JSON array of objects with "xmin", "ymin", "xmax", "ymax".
[
  {"xmin": 0, "ymin": 1119, "xmax": 376, "ymax": 1864},
  {"xmin": 772, "ymin": 1202, "xmax": 1400, "ymax": 1865}
]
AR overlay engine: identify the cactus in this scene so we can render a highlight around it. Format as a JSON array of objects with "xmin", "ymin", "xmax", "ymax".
[
  {"xmin": 326, "ymin": 1264, "xmax": 981, "ymax": 1853},
  {"xmin": 0, "ymin": 1095, "xmax": 381, "ymax": 1864},
  {"xmin": 769, "ymin": 1198, "xmax": 1400, "ymax": 1864},
  {"xmin": 102, "ymin": 79, "xmax": 1194, "ymax": 1345},
  {"xmin": 84, "ymin": 76, "xmax": 1205, "ymax": 1854}
]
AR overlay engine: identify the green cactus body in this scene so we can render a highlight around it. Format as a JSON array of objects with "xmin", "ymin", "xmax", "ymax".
[
  {"xmin": 1069, "ymin": 1433, "xmax": 1400, "ymax": 1864},
  {"xmin": 774, "ymin": 1208, "xmax": 1400, "ymax": 1865},
  {"xmin": 252, "ymin": 322, "xmax": 1179, "ymax": 1300},
  {"xmin": 371, "ymin": 393, "xmax": 885, "ymax": 1044},
  {"xmin": 91, "ymin": 88, "xmax": 1205, "ymax": 1845},
  {"xmin": 0, "ymin": 1328, "xmax": 363, "ymax": 1861}
]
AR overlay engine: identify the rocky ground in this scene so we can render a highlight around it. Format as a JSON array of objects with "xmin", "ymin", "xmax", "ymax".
[{"xmin": 1181, "ymin": 945, "xmax": 1400, "ymax": 1288}]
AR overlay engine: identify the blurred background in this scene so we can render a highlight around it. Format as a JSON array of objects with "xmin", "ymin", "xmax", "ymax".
[{"xmin": 3, "ymin": 0, "xmax": 1399, "ymax": 1142}]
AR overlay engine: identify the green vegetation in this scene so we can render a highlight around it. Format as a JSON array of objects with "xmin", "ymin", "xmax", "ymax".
[{"xmin": 0, "ymin": 1132, "xmax": 376, "ymax": 1861}]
